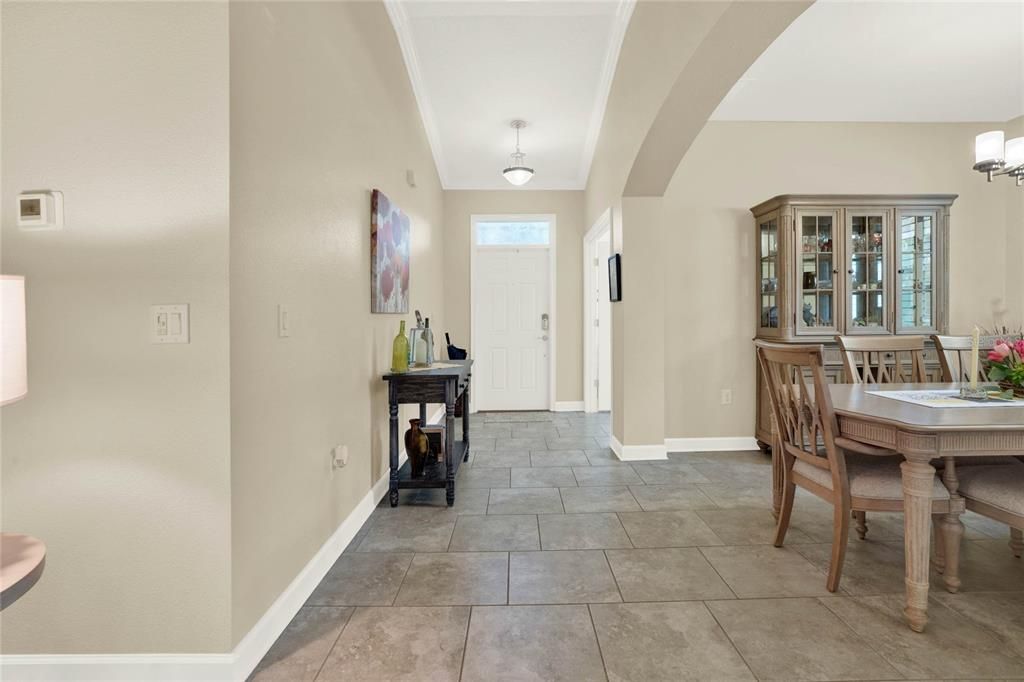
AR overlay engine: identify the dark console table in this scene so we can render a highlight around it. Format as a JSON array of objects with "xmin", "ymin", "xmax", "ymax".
[{"xmin": 382, "ymin": 359, "xmax": 472, "ymax": 507}]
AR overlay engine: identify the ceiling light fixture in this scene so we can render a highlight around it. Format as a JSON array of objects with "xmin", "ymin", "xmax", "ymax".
[
  {"xmin": 502, "ymin": 120, "xmax": 535, "ymax": 186},
  {"xmin": 973, "ymin": 130, "xmax": 1024, "ymax": 186}
]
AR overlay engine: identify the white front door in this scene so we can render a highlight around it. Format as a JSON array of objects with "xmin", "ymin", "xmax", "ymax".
[{"xmin": 474, "ymin": 247, "xmax": 551, "ymax": 411}]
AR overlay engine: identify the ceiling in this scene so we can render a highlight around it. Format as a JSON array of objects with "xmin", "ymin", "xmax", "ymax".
[
  {"xmin": 386, "ymin": 0, "xmax": 634, "ymax": 190},
  {"xmin": 712, "ymin": 0, "xmax": 1024, "ymax": 122}
]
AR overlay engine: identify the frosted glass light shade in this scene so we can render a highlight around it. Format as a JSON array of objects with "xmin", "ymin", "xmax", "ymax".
[
  {"xmin": 502, "ymin": 166, "xmax": 534, "ymax": 186},
  {"xmin": 1, "ymin": 275, "xmax": 27, "ymax": 405},
  {"xmin": 975, "ymin": 130, "xmax": 1005, "ymax": 165},
  {"xmin": 1005, "ymin": 137, "xmax": 1024, "ymax": 168}
]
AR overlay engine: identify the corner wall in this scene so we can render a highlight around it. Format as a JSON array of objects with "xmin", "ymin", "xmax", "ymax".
[
  {"xmin": 229, "ymin": 1, "xmax": 446, "ymax": 644},
  {"xmin": 662, "ymin": 120, "xmax": 1020, "ymax": 440},
  {"xmin": 1, "ymin": 1, "xmax": 232, "ymax": 653}
]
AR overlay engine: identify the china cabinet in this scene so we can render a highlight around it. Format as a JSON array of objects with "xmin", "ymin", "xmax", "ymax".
[{"xmin": 752, "ymin": 194, "xmax": 957, "ymax": 449}]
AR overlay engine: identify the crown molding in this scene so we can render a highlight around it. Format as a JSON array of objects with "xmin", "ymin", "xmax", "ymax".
[
  {"xmin": 577, "ymin": 0, "xmax": 636, "ymax": 189},
  {"xmin": 384, "ymin": 0, "xmax": 451, "ymax": 189}
]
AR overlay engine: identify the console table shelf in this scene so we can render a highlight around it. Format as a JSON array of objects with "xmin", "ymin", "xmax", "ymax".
[{"xmin": 382, "ymin": 359, "xmax": 472, "ymax": 507}]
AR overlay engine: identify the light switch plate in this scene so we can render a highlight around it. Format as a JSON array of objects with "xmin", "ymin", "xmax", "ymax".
[{"xmin": 151, "ymin": 304, "xmax": 190, "ymax": 344}]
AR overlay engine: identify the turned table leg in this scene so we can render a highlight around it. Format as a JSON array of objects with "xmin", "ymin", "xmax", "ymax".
[
  {"xmin": 901, "ymin": 457, "xmax": 937, "ymax": 632},
  {"xmin": 388, "ymin": 384, "xmax": 399, "ymax": 508},
  {"xmin": 938, "ymin": 457, "xmax": 964, "ymax": 593}
]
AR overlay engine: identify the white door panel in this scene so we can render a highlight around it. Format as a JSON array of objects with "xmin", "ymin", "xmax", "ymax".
[{"xmin": 475, "ymin": 247, "xmax": 550, "ymax": 411}]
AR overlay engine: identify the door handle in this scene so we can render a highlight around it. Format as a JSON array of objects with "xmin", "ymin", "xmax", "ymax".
[{"xmin": 539, "ymin": 335, "xmax": 549, "ymax": 341}]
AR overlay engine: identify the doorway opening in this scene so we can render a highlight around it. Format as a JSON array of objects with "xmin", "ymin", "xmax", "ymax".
[
  {"xmin": 470, "ymin": 214, "xmax": 556, "ymax": 412},
  {"xmin": 583, "ymin": 210, "xmax": 612, "ymax": 414}
]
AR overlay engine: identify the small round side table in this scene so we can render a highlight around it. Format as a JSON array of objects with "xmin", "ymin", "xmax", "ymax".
[{"xmin": 1, "ymin": 533, "xmax": 46, "ymax": 610}]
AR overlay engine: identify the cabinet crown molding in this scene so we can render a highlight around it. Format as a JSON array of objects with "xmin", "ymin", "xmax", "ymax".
[{"xmin": 750, "ymin": 194, "xmax": 958, "ymax": 216}]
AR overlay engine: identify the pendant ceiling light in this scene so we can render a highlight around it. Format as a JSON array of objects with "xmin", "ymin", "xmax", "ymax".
[{"xmin": 502, "ymin": 120, "xmax": 535, "ymax": 186}]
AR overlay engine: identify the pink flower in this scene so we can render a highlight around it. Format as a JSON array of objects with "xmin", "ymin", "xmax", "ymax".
[
  {"xmin": 988, "ymin": 341, "xmax": 1012, "ymax": 361},
  {"xmin": 1014, "ymin": 339, "xmax": 1024, "ymax": 358}
]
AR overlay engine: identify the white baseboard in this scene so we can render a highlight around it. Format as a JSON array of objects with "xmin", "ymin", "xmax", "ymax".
[
  {"xmin": 0, "ymin": 472, "xmax": 393, "ymax": 682},
  {"xmin": 610, "ymin": 434, "xmax": 668, "ymax": 461},
  {"xmin": 664, "ymin": 436, "xmax": 759, "ymax": 452},
  {"xmin": 553, "ymin": 401, "xmax": 584, "ymax": 412}
]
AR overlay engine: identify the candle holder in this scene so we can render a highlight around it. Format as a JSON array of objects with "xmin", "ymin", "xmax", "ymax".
[{"xmin": 959, "ymin": 386, "xmax": 989, "ymax": 401}]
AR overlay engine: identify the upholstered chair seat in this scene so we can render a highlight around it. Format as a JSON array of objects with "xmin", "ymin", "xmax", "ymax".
[
  {"xmin": 794, "ymin": 454, "xmax": 950, "ymax": 502},
  {"xmin": 955, "ymin": 461, "xmax": 1024, "ymax": 518}
]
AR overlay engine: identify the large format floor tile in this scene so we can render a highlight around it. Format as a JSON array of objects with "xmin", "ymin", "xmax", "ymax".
[
  {"xmin": 317, "ymin": 606, "xmax": 469, "ymax": 681},
  {"xmin": 509, "ymin": 550, "xmax": 621, "ymax": 604},
  {"xmin": 627, "ymin": 484, "xmax": 717, "ymax": 511},
  {"xmin": 511, "ymin": 466, "xmax": 577, "ymax": 488},
  {"xmin": 605, "ymin": 548, "xmax": 734, "ymax": 601},
  {"xmin": 538, "ymin": 512, "xmax": 632, "ymax": 550},
  {"xmin": 306, "ymin": 553, "xmax": 412, "ymax": 606},
  {"xmin": 617, "ymin": 510, "xmax": 723, "ymax": 548},
  {"xmin": 793, "ymin": 540, "xmax": 906, "ymax": 595},
  {"xmin": 631, "ymin": 463, "xmax": 710, "ymax": 486},
  {"xmin": 458, "ymin": 466, "xmax": 510, "ymax": 488},
  {"xmin": 487, "ymin": 487, "xmax": 563, "ymax": 514},
  {"xmin": 559, "ymin": 486, "xmax": 641, "ymax": 513},
  {"xmin": 250, "ymin": 606, "xmax": 353, "ymax": 682},
  {"xmin": 571, "ymin": 465, "xmax": 643, "ymax": 487},
  {"xmin": 357, "ymin": 511, "xmax": 456, "ymax": 553},
  {"xmin": 700, "ymin": 545, "xmax": 833, "ymax": 598},
  {"xmin": 449, "ymin": 514, "xmax": 540, "ymax": 552},
  {"xmin": 394, "ymin": 552, "xmax": 508, "ymax": 606},
  {"xmin": 821, "ymin": 594, "xmax": 1024, "ymax": 679},
  {"xmin": 591, "ymin": 601, "xmax": 754, "ymax": 681},
  {"xmin": 461, "ymin": 605, "xmax": 606, "ymax": 682},
  {"xmin": 708, "ymin": 597, "xmax": 900, "ymax": 681},
  {"xmin": 529, "ymin": 450, "xmax": 590, "ymax": 467},
  {"xmin": 696, "ymin": 507, "xmax": 813, "ymax": 545},
  {"xmin": 933, "ymin": 591, "xmax": 1024, "ymax": 658}
]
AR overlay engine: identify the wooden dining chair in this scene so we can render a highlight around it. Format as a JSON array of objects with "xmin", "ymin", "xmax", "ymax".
[
  {"xmin": 955, "ymin": 462, "xmax": 1024, "ymax": 559},
  {"xmin": 755, "ymin": 340, "xmax": 954, "ymax": 592},
  {"xmin": 836, "ymin": 335, "xmax": 927, "ymax": 384},
  {"xmin": 932, "ymin": 334, "xmax": 995, "ymax": 383}
]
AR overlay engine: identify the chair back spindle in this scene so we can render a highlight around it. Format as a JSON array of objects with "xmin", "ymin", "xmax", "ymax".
[
  {"xmin": 932, "ymin": 335, "xmax": 994, "ymax": 383},
  {"xmin": 836, "ymin": 335, "xmax": 926, "ymax": 384}
]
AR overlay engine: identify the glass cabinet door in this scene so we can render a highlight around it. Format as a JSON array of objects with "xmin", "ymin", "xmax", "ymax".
[
  {"xmin": 795, "ymin": 210, "xmax": 838, "ymax": 334},
  {"xmin": 846, "ymin": 210, "xmax": 890, "ymax": 333},
  {"xmin": 759, "ymin": 216, "xmax": 779, "ymax": 330},
  {"xmin": 895, "ymin": 209, "xmax": 938, "ymax": 332}
]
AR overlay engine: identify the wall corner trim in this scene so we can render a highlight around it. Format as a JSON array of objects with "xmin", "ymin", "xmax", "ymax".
[
  {"xmin": 0, "ymin": 472, "xmax": 394, "ymax": 682},
  {"xmin": 610, "ymin": 434, "xmax": 668, "ymax": 461}
]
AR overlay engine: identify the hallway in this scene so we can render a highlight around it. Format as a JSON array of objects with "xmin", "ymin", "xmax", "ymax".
[{"xmin": 252, "ymin": 412, "xmax": 1024, "ymax": 681}]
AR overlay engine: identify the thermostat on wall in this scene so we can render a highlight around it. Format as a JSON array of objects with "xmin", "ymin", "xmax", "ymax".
[{"xmin": 18, "ymin": 191, "xmax": 64, "ymax": 230}]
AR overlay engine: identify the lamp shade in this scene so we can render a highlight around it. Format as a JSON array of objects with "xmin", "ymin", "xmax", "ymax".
[
  {"xmin": 1, "ymin": 276, "xmax": 28, "ymax": 405},
  {"xmin": 975, "ymin": 130, "xmax": 1005, "ymax": 165},
  {"xmin": 502, "ymin": 166, "xmax": 534, "ymax": 186},
  {"xmin": 1005, "ymin": 137, "xmax": 1024, "ymax": 168}
]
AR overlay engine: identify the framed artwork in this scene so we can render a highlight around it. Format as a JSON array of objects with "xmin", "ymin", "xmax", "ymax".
[
  {"xmin": 370, "ymin": 189, "xmax": 410, "ymax": 313},
  {"xmin": 608, "ymin": 253, "xmax": 622, "ymax": 302}
]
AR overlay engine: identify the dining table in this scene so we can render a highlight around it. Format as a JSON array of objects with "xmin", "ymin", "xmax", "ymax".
[{"xmin": 772, "ymin": 382, "xmax": 1024, "ymax": 633}]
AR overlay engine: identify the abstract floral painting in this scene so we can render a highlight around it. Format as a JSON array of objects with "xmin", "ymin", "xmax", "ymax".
[{"xmin": 370, "ymin": 189, "xmax": 411, "ymax": 313}]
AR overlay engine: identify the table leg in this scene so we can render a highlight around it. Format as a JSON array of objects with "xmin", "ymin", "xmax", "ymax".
[
  {"xmin": 938, "ymin": 457, "xmax": 964, "ymax": 593},
  {"xmin": 445, "ymin": 379, "xmax": 456, "ymax": 507},
  {"xmin": 462, "ymin": 374, "xmax": 471, "ymax": 462},
  {"xmin": 901, "ymin": 457, "xmax": 937, "ymax": 632},
  {"xmin": 389, "ymin": 389, "xmax": 400, "ymax": 508}
]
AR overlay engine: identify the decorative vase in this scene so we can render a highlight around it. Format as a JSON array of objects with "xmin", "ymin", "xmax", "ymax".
[
  {"xmin": 998, "ymin": 380, "xmax": 1024, "ymax": 399},
  {"xmin": 404, "ymin": 418, "xmax": 430, "ymax": 478},
  {"xmin": 392, "ymin": 321, "xmax": 409, "ymax": 374}
]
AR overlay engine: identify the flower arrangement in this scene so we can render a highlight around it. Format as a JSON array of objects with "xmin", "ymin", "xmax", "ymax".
[{"xmin": 985, "ymin": 338, "xmax": 1024, "ymax": 397}]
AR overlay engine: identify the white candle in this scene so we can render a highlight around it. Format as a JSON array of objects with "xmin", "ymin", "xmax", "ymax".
[{"xmin": 971, "ymin": 326, "xmax": 980, "ymax": 390}]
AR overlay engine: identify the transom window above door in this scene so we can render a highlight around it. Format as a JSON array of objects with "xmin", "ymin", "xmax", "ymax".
[{"xmin": 475, "ymin": 220, "xmax": 551, "ymax": 246}]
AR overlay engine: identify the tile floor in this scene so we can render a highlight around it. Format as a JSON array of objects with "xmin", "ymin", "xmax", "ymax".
[{"xmin": 251, "ymin": 411, "xmax": 1024, "ymax": 681}]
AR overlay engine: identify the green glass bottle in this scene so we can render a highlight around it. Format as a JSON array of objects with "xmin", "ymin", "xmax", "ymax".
[{"xmin": 391, "ymin": 320, "xmax": 410, "ymax": 374}]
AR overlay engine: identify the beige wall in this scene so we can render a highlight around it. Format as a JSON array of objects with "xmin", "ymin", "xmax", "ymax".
[
  {"xmin": 443, "ymin": 190, "xmax": 585, "ymax": 404},
  {"xmin": 1, "ymin": 2, "xmax": 232, "ymax": 653},
  {"xmin": 229, "ymin": 2, "xmax": 445, "ymax": 644},
  {"xmin": 663, "ymin": 120, "xmax": 1021, "ymax": 439}
]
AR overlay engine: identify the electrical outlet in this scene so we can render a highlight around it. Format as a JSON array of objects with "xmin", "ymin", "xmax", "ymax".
[
  {"xmin": 332, "ymin": 445, "xmax": 349, "ymax": 470},
  {"xmin": 720, "ymin": 389, "xmax": 733, "ymax": 405}
]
